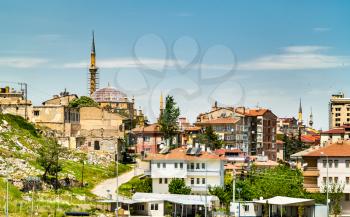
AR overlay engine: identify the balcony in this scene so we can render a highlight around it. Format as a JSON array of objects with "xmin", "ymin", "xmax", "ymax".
[
  {"xmin": 304, "ymin": 184, "xmax": 320, "ymax": 193},
  {"xmin": 303, "ymin": 167, "xmax": 320, "ymax": 177},
  {"xmin": 187, "ymin": 169, "xmax": 221, "ymax": 176}
]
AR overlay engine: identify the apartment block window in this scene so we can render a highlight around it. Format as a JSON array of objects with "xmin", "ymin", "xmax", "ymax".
[
  {"xmin": 329, "ymin": 160, "xmax": 333, "ymax": 168},
  {"xmin": 334, "ymin": 160, "xmax": 339, "ymax": 168},
  {"xmin": 346, "ymin": 194, "xmax": 350, "ymax": 201},
  {"xmin": 348, "ymin": 113, "xmax": 350, "ymax": 117},
  {"xmin": 180, "ymin": 162, "xmax": 183, "ymax": 169},
  {"xmin": 346, "ymin": 160, "xmax": 350, "ymax": 168},
  {"xmin": 329, "ymin": 177, "xmax": 333, "ymax": 183},
  {"xmin": 191, "ymin": 163, "xmax": 194, "ymax": 170},
  {"xmin": 335, "ymin": 177, "xmax": 339, "ymax": 183},
  {"xmin": 151, "ymin": 204, "xmax": 159, "ymax": 210},
  {"xmin": 335, "ymin": 113, "xmax": 341, "ymax": 117},
  {"xmin": 202, "ymin": 178, "xmax": 206, "ymax": 184},
  {"xmin": 335, "ymin": 108, "xmax": 341, "ymax": 111},
  {"xmin": 34, "ymin": 110, "xmax": 40, "ymax": 116},
  {"xmin": 323, "ymin": 177, "xmax": 327, "ymax": 184},
  {"xmin": 163, "ymin": 163, "xmax": 166, "ymax": 168},
  {"xmin": 159, "ymin": 178, "xmax": 162, "ymax": 184},
  {"xmin": 346, "ymin": 177, "xmax": 350, "ymax": 184},
  {"xmin": 164, "ymin": 178, "xmax": 168, "ymax": 184},
  {"xmin": 202, "ymin": 163, "xmax": 205, "ymax": 169},
  {"xmin": 191, "ymin": 178, "xmax": 194, "ymax": 185},
  {"xmin": 157, "ymin": 163, "xmax": 160, "ymax": 168},
  {"xmin": 244, "ymin": 205, "xmax": 250, "ymax": 212},
  {"xmin": 196, "ymin": 163, "xmax": 200, "ymax": 169},
  {"xmin": 335, "ymin": 118, "xmax": 341, "ymax": 122},
  {"xmin": 197, "ymin": 178, "xmax": 200, "ymax": 184},
  {"xmin": 323, "ymin": 160, "xmax": 327, "ymax": 168},
  {"xmin": 175, "ymin": 163, "xmax": 178, "ymax": 168}
]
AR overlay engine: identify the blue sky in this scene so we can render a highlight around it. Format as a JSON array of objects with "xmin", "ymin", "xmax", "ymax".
[{"xmin": 1, "ymin": 1, "xmax": 350, "ymax": 129}]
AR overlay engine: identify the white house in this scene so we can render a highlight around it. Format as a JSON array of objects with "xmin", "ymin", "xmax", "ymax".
[
  {"xmin": 302, "ymin": 141, "xmax": 350, "ymax": 216},
  {"xmin": 320, "ymin": 125, "xmax": 350, "ymax": 146},
  {"xmin": 145, "ymin": 146, "xmax": 225, "ymax": 194}
]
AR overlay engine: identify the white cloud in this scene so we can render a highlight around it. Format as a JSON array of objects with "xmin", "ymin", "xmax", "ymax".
[
  {"xmin": 238, "ymin": 46, "xmax": 350, "ymax": 71},
  {"xmin": 313, "ymin": 27, "xmax": 331, "ymax": 32},
  {"xmin": 0, "ymin": 57, "xmax": 48, "ymax": 68}
]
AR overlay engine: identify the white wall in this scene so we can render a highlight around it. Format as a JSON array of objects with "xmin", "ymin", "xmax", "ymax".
[{"xmin": 151, "ymin": 160, "xmax": 187, "ymax": 178}]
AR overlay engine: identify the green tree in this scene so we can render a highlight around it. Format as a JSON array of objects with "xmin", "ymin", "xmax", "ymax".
[
  {"xmin": 37, "ymin": 139, "xmax": 66, "ymax": 183},
  {"xmin": 168, "ymin": 178, "xmax": 191, "ymax": 195},
  {"xmin": 197, "ymin": 126, "xmax": 223, "ymax": 150},
  {"xmin": 283, "ymin": 134, "xmax": 309, "ymax": 161},
  {"xmin": 323, "ymin": 182, "xmax": 344, "ymax": 217},
  {"xmin": 68, "ymin": 96, "xmax": 98, "ymax": 108},
  {"xmin": 209, "ymin": 175, "xmax": 233, "ymax": 212},
  {"xmin": 159, "ymin": 95, "xmax": 180, "ymax": 146}
]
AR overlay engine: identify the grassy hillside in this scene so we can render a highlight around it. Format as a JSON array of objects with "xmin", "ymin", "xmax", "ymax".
[{"xmin": 0, "ymin": 113, "xmax": 132, "ymax": 216}]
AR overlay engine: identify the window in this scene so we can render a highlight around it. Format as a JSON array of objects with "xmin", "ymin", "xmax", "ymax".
[
  {"xmin": 164, "ymin": 178, "xmax": 168, "ymax": 184},
  {"xmin": 157, "ymin": 163, "xmax": 160, "ymax": 168},
  {"xmin": 202, "ymin": 178, "xmax": 206, "ymax": 184},
  {"xmin": 346, "ymin": 160, "xmax": 350, "ymax": 168},
  {"xmin": 180, "ymin": 162, "xmax": 183, "ymax": 169},
  {"xmin": 323, "ymin": 177, "xmax": 327, "ymax": 184},
  {"xmin": 323, "ymin": 160, "xmax": 327, "ymax": 168},
  {"xmin": 175, "ymin": 163, "xmax": 178, "ymax": 168},
  {"xmin": 329, "ymin": 160, "xmax": 333, "ymax": 168},
  {"xmin": 163, "ymin": 163, "xmax": 166, "ymax": 168},
  {"xmin": 196, "ymin": 163, "xmax": 200, "ymax": 169},
  {"xmin": 191, "ymin": 178, "xmax": 194, "ymax": 185},
  {"xmin": 202, "ymin": 163, "xmax": 205, "ymax": 169},
  {"xmin": 335, "ymin": 108, "xmax": 341, "ymax": 111},
  {"xmin": 346, "ymin": 177, "xmax": 349, "ymax": 184},
  {"xmin": 335, "ymin": 160, "xmax": 339, "ymax": 168},
  {"xmin": 244, "ymin": 205, "xmax": 250, "ymax": 212},
  {"xmin": 159, "ymin": 178, "xmax": 162, "ymax": 184},
  {"xmin": 197, "ymin": 178, "xmax": 200, "ymax": 184},
  {"xmin": 151, "ymin": 204, "xmax": 159, "ymax": 210},
  {"xmin": 34, "ymin": 110, "xmax": 40, "ymax": 116},
  {"xmin": 335, "ymin": 177, "xmax": 339, "ymax": 183},
  {"xmin": 346, "ymin": 194, "xmax": 350, "ymax": 201},
  {"xmin": 191, "ymin": 163, "xmax": 194, "ymax": 170},
  {"xmin": 329, "ymin": 177, "xmax": 333, "ymax": 183},
  {"xmin": 144, "ymin": 136, "xmax": 150, "ymax": 142}
]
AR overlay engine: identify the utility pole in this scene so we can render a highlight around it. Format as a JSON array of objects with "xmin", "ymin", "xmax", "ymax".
[{"xmin": 232, "ymin": 169, "xmax": 236, "ymax": 217}]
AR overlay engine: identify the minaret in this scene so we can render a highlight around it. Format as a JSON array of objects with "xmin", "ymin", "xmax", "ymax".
[
  {"xmin": 160, "ymin": 92, "xmax": 164, "ymax": 116},
  {"xmin": 298, "ymin": 98, "xmax": 303, "ymax": 125},
  {"xmin": 89, "ymin": 31, "xmax": 98, "ymax": 96},
  {"xmin": 309, "ymin": 107, "xmax": 314, "ymax": 128}
]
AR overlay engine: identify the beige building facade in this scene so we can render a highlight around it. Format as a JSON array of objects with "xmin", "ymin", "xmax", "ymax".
[{"xmin": 329, "ymin": 92, "xmax": 350, "ymax": 128}]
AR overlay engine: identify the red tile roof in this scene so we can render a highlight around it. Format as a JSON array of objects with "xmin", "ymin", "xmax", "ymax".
[
  {"xmin": 132, "ymin": 124, "xmax": 162, "ymax": 133},
  {"xmin": 196, "ymin": 117, "xmax": 240, "ymax": 125},
  {"xmin": 214, "ymin": 148, "xmax": 242, "ymax": 155},
  {"xmin": 321, "ymin": 128, "xmax": 345, "ymax": 134},
  {"xmin": 304, "ymin": 141, "xmax": 350, "ymax": 157},
  {"xmin": 146, "ymin": 146, "xmax": 225, "ymax": 161}
]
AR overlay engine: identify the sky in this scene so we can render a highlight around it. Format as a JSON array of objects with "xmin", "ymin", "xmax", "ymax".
[{"xmin": 1, "ymin": 1, "xmax": 350, "ymax": 129}]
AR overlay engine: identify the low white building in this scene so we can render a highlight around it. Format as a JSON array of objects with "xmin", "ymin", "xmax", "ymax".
[
  {"xmin": 302, "ymin": 141, "xmax": 350, "ymax": 215},
  {"xmin": 145, "ymin": 146, "xmax": 225, "ymax": 194}
]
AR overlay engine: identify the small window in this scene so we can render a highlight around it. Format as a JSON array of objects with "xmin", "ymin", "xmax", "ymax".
[
  {"xmin": 202, "ymin": 163, "xmax": 205, "ymax": 169},
  {"xmin": 329, "ymin": 177, "xmax": 333, "ymax": 183},
  {"xmin": 197, "ymin": 178, "xmax": 200, "ymax": 184},
  {"xmin": 202, "ymin": 178, "xmax": 206, "ymax": 184},
  {"xmin": 163, "ymin": 163, "xmax": 166, "ymax": 168},
  {"xmin": 196, "ymin": 163, "xmax": 200, "ymax": 169},
  {"xmin": 346, "ymin": 160, "xmax": 350, "ymax": 168},
  {"xmin": 155, "ymin": 204, "xmax": 158, "ymax": 210},
  {"xmin": 346, "ymin": 177, "xmax": 349, "ymax": 184},
  {"xmin": 159, "ymin": 178, "xmax": 162, "ymax": 184},
  {"xmin": 329, "ymin": 160, "xmax": 333, "ymax": 168},
  {"xmin": 175, "ymin": 163, "xmax": 178, "ymax": 168},
  {"xmin": 191, "ymin": 178, "xmax": 194, "ymax": 185},
  {"xmin": 323, "ymin": 160, "xmax": 327, "ymax": 168},
  {"xmin": 244, "ymin": 205, "xmax": 249, "ymax": 212},
  {"xmin": 34, "ymin": 110, "xmax": 40, "ymax": 116},
  {"xmin": 323, "ymin": 177, "xmax": 327, "ymax": 184},
  {"xmin": 180, "ymin": 162, "xmax": 183, "ymax": 169},
  {"xmin": 335, "ymin": 177, "xmax": 339, "ymax": 183},
  {"xmin": 151, "ymin": 204, "xmax": 154, "ymax": 210},
  {"xmin": 191, "ymin": 163, "xmax": 194, "ymax": 170},
  {"xmin": 346, "ymin": 194, "xmax": 350, "ymax": 201},
  {"xmin": 157, "ymin": 163, "xmax": 160, "ymax": 168},
  {"xmin": 164, "ymin": 178, "xmax": 168, "ymax": 184},
  {"xmin": 334, "ymin": 160, "xmax": 339, "ymax": 168}
]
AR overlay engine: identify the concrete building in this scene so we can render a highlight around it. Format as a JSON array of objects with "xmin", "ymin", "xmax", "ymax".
[
  {"xmin": 144, "ymin": 146, "xmax": 225, "ymax": 195},
  {"xmin": 320, "ymin": 125, "xmax": 350, "ymax": 146},
  {"xmin": 329, "ymin": 92, "xmax": 350, "ymax": 128},
  {"xmin": 302, "ymin": 141, "xmax": 350, "ymax": 215},
  {"xmin": 132, "ymin": 124, "xmax": 165, "ymax": 155},
  {"xmin": 0, "ymin": 86, "xmax": 32, "ymax": 120},
  {"xmin": 196, "ymin": 103, "xmax": 278, "ymax": 160},
  {"xmin": 277, "ymin": 117, "xmax": 298, "ymax": 136}
]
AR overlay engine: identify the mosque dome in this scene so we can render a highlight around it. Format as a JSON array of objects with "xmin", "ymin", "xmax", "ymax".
[{"xmin": 91, "ymin": 86, "xmax": 127, "ymax": 103}]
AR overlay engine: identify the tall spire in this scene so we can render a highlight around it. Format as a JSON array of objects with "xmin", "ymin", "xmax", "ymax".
[
  {"xmin": 89, "ymin": 30, "xmax": 98, "ymax": 96},
  {"xmin": 298, "ymin": 98, "xmax": 303, "ymax": 124},
  {"xmin": 309, "ymin": 107, "xmax": 314, "ymax": 127},
  {"xmin": 160, "ymin": 92, "xmax": 164, "ymax": 113}
]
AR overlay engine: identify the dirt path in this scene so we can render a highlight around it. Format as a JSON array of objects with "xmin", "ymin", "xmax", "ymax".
[{"xmin": 92, "ymin": 164, "xmax": 144, "ymax": 199}]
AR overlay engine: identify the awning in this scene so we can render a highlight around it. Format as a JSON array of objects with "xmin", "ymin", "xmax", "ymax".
[{"xmin": 254, "ymin": 196, "xmax": 315, "ymax": 206}]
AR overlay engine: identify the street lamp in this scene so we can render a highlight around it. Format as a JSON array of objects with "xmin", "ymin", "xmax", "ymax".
[{"xmin": 321, "ymin": 152, "xmax": 329, "ymax": 217}]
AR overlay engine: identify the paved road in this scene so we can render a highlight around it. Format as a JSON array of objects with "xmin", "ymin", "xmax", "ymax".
[{"xmin": 92, "ymin": 164, "xmax": 144, "ymax": 200}]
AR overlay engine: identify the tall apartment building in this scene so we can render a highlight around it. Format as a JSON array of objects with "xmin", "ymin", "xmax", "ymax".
[
  {"xmin": 329, "ymin": 92, "xmax": 350, "ymax": 128},
  {"xmin": 145, "ymin": 146, "xmax": 225, "ymax": 195},
  {"xmin": 302, "ymin": 141, "xmax": 350, "ymax": 215}
]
